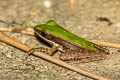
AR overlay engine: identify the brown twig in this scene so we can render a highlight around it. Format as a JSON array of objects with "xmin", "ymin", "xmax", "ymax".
[
  {"xmin": 0, "ymin": 27, "xmax": 34, "ymax": 35},
  {"xmin": 0, "ymin": 27, "xmax": 120, "ymax": 49},
  {"xmin": 0, "ymin": 32, "xmax": 110, "ymax": 80},
  {"xmin": 87, "ymin": 40, "xmax": 120, "ymax": 49},
  {"xmin": 0, "ymin": 32, "xmax": 31, "ymax": 51}
]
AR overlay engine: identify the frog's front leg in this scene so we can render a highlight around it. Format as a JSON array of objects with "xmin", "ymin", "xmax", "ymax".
[
  {"xmin": 26, "ymin": 31, "xmax": 64, "ymax": 59},
  {"xmin": 24, "ymin": 41, "xmax": 63, "ymax": 69},
  {"xmin": 26, "ymin": 42, "xmax": 62, "ymax": 60}
]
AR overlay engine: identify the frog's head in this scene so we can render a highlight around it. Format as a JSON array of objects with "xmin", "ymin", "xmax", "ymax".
[
  {"xmin": 34, "ymin": 20, "xmax": 70, "ymax": 40},
  {"xmin": 34, "ymin": 20, "xmax": 57, "ymax": 38}
]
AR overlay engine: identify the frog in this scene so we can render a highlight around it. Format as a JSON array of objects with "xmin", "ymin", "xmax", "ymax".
[{"xmin": 27, "ymin": 20, "xmax": 108, "ymax": 63}]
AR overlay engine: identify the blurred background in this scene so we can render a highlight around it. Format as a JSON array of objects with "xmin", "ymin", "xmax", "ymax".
[{"xmin": 0, "ymin": 0, "xmax": 120, "ymax": 80}]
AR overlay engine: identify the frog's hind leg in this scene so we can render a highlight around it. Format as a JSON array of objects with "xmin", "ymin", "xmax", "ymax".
[{"xmin": 60, "ymin": 50, "xmax": 106, "ymax": 64}]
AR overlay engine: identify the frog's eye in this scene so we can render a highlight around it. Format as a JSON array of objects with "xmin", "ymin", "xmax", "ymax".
[{"xmin": 41, "ymin": 30, "xmax": 47, "ymax": 37}]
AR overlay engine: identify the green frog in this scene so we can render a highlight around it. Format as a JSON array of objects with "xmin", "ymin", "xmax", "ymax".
[{"xmin": 28, "ymin": 20, "xmax": 108, "ymax": 63}]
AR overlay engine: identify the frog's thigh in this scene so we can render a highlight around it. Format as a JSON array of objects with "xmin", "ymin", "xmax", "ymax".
[{"xmin": 60, "ymin": 51, "xmax": 105, "ymax": 63}]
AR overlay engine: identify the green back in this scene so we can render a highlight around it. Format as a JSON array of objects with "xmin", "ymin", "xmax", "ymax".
[{"xmin": 34, "ymin": 20, "xmax": 97, "ymax": 50}]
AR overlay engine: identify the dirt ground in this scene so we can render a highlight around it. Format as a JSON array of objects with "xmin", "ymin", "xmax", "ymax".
[{"xmin": 0, "ymin": 0, "xmax": 120, "ymax": 80}]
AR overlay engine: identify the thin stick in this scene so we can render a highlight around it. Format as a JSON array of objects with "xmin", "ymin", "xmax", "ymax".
[
  {"xmin": 0, "ymin": 32, "xmax": 110, "ymax": 80},
  {"xmin": 87, "ymin": 40, "xmax": 120, "ymax": 49},
  {"xmin": 0, "ymin": 27, "xmax": 34, "ymax": 35},
  {"xmin": 0, "ymin": 27, "xmax": 120, "ymax": 49},
  {"xmin": 0, "ymin": 32, "xmax": 31, "ymax": 51}
]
